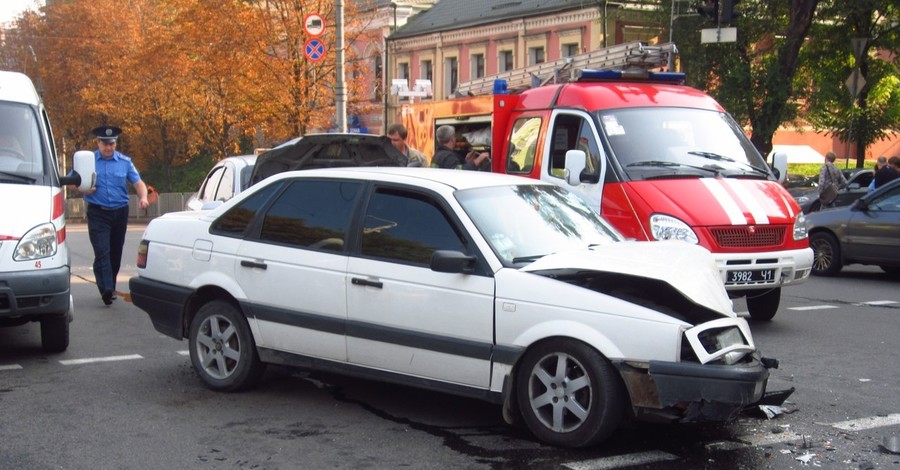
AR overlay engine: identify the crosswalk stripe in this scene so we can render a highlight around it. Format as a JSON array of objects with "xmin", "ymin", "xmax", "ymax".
[
  {"xmin": 787, "ymin": 305, "xmax": 838, "ymax": 311},
  {"xmin": 0, "ymin": 364, "xmax": 23, "ymax": 371}
]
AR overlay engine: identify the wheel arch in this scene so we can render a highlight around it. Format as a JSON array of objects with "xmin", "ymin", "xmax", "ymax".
[{"xmin": 183, "ymin": 285, "xmax": 243, "ymax": 339}]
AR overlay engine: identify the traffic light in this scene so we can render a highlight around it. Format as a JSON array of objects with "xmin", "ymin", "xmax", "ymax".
[
  {"xmin": 696, "ymin": 0, "xmax": 720, "ymax": 23},
  {"xmin": 720, "ymin": 0, "xmax": 741, "ymax": 24}
]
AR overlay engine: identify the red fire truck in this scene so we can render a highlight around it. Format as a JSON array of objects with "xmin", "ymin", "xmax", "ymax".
[{"xmin": 400, "ymin": 42, "xmax": 813, "ymax": 321}]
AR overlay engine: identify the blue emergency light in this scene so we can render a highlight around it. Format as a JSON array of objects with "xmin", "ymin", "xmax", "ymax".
[{"xmin": 575, "ymin": 69, "xmax": 686, "ymax": 84}]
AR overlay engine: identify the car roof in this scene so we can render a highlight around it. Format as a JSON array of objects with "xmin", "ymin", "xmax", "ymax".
[
  {"xmin": 264, "ymin": 166, "xmax": 548, "ymax": 191},
  {"xmin": 219, "ymin": 154, "xmax": 257, "ymax": 167}
]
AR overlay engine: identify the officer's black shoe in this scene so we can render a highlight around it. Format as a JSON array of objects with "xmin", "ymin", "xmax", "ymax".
[{"xmin": 102, "ymin": 289, "xmax": 114, "ymax": 306}]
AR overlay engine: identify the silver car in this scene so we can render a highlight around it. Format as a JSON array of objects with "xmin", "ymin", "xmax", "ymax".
[
  {"xmin": 807, "ymin": 178, "xmax": 900, "ymax": 276},
  {"xmin": 185, "ymin": 154, "xmax": 257, "ymax": 210}
]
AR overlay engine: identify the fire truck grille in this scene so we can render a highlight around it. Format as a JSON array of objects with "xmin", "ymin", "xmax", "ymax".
[{"xmin": 710, "ymin": 226, "xmax": 785, "ymax": 248}]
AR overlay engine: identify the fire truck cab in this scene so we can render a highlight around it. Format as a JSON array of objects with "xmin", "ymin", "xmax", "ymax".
[{"xmin": 400, "ymin": 42, "xmax": 813, "ymax": 320}]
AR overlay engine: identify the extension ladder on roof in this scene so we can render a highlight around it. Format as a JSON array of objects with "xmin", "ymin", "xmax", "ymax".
[{"xmin": 454, "ymin": 41, "xmax": 677, "ymax": 97}]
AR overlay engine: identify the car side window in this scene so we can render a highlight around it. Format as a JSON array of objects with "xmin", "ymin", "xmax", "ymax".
[
  {"xmin": 869, "ymin": 186, "xmax": 900, "ymax": 211},
  {"xmin": 259, "ymin": 180, "xmax": 362, "ymax": 251},
  {"xmin": 210, "ymin": 181, "xmax": 283, "ymax": 237},
  {"xmin": 360, "ymin": 188, "xmax": 465, "ymax": 266}
]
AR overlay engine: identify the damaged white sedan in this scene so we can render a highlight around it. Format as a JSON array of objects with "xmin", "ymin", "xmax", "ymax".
[{"xmin": 130, "ymin": 167, "xmax": 777, "ymax": 448}]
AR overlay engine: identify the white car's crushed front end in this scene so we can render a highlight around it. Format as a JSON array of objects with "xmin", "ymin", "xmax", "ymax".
[{"xmin": 497, "ymin": 241, "xmax": 779, "ymax": 423}]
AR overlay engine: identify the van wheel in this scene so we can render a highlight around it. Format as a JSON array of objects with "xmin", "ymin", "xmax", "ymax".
[
  {"xmin": 189, "ymin": 300, "xmax": 265, "ymax": 392},
  {"xmin": 747, "ymin": 288, "xmax": 780, "ymax": 321},
  {"xmin": 40, "ymin": 314, "xmax": 69, "ymax": 353},
  {"xmin": 516, "ymin": 339, "xmax": 624, "ymax": 448}
]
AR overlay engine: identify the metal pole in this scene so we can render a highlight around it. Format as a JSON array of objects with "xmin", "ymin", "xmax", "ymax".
[
  {"xmin": 335, "ymin": 0, "xmax": 347, "ymax": 132},
  {"xmin": 668, "ymin": 0, "xmax": 675, "ymax": 70}
]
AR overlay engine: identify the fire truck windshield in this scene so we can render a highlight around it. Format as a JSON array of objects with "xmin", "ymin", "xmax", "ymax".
[{"xmin": 598, "ymin": 107, "xmax": 771, "ymax": 181}]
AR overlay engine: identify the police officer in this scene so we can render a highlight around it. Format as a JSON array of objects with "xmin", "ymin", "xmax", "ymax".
[{"xmin": 82, "ymin": 125, "xmax": 149, "ymax": 305}]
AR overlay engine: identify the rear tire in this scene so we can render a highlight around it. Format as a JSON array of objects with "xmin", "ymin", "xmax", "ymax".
[
  {"xmin": 40, "ymin": 314, "xmax": 69, "ymax": 353},
  {"xmin": 189, "ymin": 300, "xmax": 265, "ymax": 392},
  {"xmin": 516, "ymin": 339, "xmax": 625, "ymax": 448},
  {"xmin": 810, "ymin": 232, "xmax": 842, "ymax": 276},
  {"xmin": 746, "ymin": 288, "xmax": 780, "ymax": 321}
]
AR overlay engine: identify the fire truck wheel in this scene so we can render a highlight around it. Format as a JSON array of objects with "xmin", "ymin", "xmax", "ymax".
[{"xmin": 746, "ymin": 288, "xmax": 781, "ymax": 321}]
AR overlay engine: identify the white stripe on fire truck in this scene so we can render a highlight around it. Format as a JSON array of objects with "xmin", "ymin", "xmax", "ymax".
[
  {"xmin": 723, "ymin": 179, "xmax": 770, "ymax": 224},
  {"xmin": 700, "ymin": 179, "xmax": 746, "ymax": 225}
]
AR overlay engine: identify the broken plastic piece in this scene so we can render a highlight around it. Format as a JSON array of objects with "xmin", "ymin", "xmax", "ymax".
[
  {"xmin": 757, "ymin": 387, "xmax": 795, "ymax": 406},
  {"xmin": 759, "ymin": 405, "xmax": 783, "ymax": 419}
]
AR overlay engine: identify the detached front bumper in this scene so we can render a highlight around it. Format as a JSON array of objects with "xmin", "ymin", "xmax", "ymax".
[{"xmin": 617, "ymin": 356, "xmax": 771, "ymax": 422}]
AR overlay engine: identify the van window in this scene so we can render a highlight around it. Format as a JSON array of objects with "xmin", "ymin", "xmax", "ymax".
[
  {"xmin": 548, "ymin": 113, "xmax": 601, "ymax": 180},
  {"xmin": 0, "ymin": 102, "xmax": 45, "ymax": 181}
]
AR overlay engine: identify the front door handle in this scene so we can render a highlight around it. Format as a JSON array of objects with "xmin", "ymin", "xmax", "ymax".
[
  {"xmin": 240, "ymin": 260, "xmax": 267, "ymax": 270},
  {"xmin": 351, "ymin": 278, "xmax": 383, "ymax": 289}
]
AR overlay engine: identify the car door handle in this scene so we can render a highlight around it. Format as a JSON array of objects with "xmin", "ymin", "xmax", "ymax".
[
  {"xmin": 351, "ymin": 277, "xmax": 383, "ymax": 289},
  {"xmin": 240, "ymin": 260, "xmax": 267, "ymax": 270}
]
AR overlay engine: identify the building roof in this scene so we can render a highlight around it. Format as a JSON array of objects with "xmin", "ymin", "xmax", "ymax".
[{"xmin": 390, "ymin": 0, "xmax": 593, "ymax": 40}]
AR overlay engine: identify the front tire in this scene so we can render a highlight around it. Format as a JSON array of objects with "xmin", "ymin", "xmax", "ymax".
[
  {"xmin": 746, "ymin": 288, "xmax": 780, "ymax": 321},
  {"xmin": 516, "ymin": 339, "xmax": 625, "ymax": 448},
  {"xmin": 810, "ymin": 232, "xmax": 842, "ymax": 276},
  {"xmin": 40, "ymin": 314, "xmax": 69, "ymax": 353},
  {"xmin": 189, "ymin": 300, "xmax": 265, "ymax": 391}
]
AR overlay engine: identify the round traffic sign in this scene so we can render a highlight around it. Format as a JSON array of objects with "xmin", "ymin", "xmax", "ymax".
[
  {"xmin": 304, "ymin": 38, "xmax": 326, "ymax": 62},
  {"xmin": 304, "ymin": 13, "xmax": 326, "ymax": 37}
]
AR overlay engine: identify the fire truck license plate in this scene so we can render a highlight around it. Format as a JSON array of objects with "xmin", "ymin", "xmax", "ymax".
[{"xmin": 727, "ymin": 269, "xmax": 775, "ymax": 284}]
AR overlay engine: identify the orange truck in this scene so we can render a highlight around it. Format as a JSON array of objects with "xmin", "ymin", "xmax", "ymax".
[{"xmin": 400, "ymin": 42, "xmax": 812, "ymax": 321}]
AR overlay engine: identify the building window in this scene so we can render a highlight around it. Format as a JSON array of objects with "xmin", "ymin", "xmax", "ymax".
[
  {"xmin": 562, "ymin": 43, "xmax": 579, "ymax": 58},
  {"xmin": 398, "ymin": 62, "xmax": 409, "ymax": 80},
  {"xmin": 470, "ymin": 53, "xmax": 485, "ymax": 79},
  {"xmin": 421, "ymin": 60, "xmax": 433, "ymax": 82},
  {"xmin": 528, "ymin": 47, "xmax": 545, "ymax": 66},
  {"xmin": 499, "ymin": 50, "xmax": 514, "ymax": 72},
  {"xmin": 444, "ymin": 57, "xmax": 458, "ymax": 97}
]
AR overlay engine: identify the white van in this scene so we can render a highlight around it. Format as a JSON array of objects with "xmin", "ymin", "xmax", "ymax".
[{"xmin": 0, "ymin": 71, "xmax": 94, "ymax": 352}]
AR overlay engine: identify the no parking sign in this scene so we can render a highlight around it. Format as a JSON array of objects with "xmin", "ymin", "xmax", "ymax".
[{"xmin": 304, "ymin": 38, "xmax": 326, "ymax": 62}]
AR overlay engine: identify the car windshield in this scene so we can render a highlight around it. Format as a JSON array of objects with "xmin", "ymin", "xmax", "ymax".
[
  {"xmin": 0, "ymin": 101, "xmax": 45, "ymax": 183},
  {"xmin": 598, "ymin": 107, "xmax": 771, "ymax": 181},
  {"xmin": 456, "ymin": 184, "xmax": 622, "ymax": 265}
]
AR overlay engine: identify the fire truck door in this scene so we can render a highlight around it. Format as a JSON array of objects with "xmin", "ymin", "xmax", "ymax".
[{"xmin": 542, "ymin": 110, "xmax": 605, "ymax": 210}]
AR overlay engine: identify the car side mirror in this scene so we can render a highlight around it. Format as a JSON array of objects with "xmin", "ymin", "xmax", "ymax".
[
  {"xmin": 431, "ymin": 250, "xmax": 476, "ymax": 274},
  {"xmin": 771, "ymin": 152, "xmax": 787, "ymax": 183},
  {"xmin": 851, "ymin": 198, "xmax": 866, "ymax": 212}
]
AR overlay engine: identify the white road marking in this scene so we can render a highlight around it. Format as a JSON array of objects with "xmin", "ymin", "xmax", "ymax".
[
  {"xmin": 826, "ymin": 414, "xmax": 900, "ymax": 431},
  {"xmin": 0, "ymin": 364, "xmax": 23, "ymax": 371},
  {"xmin": 562, "ymin": 451, "xmax": 679, "ymax": 469},
  {"xmin": 59, "ymin": 354, "xmax": 143, "ymax": 365},
  {"xmin": 176, "ymin": 350, "xmax": 189, "ymax": 356},
  {"xmin": 857, "ymin": 300, "xmax": 897, "ymax": 306},
  {"xmin": 787, "ymin": 305, "xmax": 839, "ymax": 311}
]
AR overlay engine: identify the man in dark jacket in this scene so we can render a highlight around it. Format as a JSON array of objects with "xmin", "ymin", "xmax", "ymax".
[
  {"xmin": 873, "ymin": 155, "xmax": 900, "ymax": 190},
  {"xmin": 431, "ymin": 125, "xmax": 490, "ymax": 170}
]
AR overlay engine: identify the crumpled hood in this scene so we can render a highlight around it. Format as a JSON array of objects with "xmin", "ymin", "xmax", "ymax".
[
  {"xmin": 522, "ymin": 240, "xmax": 735, "ymax": 317},
  {"xmin": 627, "ymin": 178, "xmax": 799, "ymax": 226},
  {"xmin": 0, "ymin": 185, "xmax": 53, "ymax": 237}
]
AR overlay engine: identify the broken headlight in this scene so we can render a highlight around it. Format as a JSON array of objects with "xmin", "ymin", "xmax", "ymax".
[{"xmin": 683, "ymin": 318, "xmax": 755, "ymax": 365}]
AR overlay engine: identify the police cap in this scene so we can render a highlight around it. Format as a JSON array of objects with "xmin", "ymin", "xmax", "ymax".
[{"xmin": 91, "ymin": 125, "xmax": 122, "ymax": 142}]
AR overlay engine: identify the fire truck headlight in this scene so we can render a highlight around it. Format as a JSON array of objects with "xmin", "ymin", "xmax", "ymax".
[
  {"xmin": 793, "ymin": 212, "xmax": 809, "ymax": 240},
  {"xmin": 15, "ymin": 223, "xmax": 58, "ymax": 261},
  {"xmin": 650, "ymin": 214, "xmax": 699, "ymax": 244}
]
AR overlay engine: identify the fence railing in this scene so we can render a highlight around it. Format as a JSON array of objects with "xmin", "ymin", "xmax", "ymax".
[{"xmin": 65, "ymin": 192, "xmax": 196, "ymax": 222}]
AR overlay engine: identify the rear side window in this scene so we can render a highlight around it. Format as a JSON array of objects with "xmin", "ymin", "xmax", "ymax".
[
  {"xmin": 360, "ymin": 187, "xmax": 465, "ymax": 265},
  {"xmin": 259, "ymin": 180, "xmax": 362, "ymax": 251}
]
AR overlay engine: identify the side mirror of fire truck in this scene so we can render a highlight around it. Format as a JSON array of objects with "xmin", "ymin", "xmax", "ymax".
[
  {"xmin": 564, "ymin": 150, "xmax": 588, "ymax": 186},
  {"xmin": 770, "ymin": 151, "xmax": 788, "ymax": 184}
]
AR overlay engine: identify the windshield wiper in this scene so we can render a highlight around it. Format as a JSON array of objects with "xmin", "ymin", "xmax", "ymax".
[
  {"xmin": 512, "ymin": 254, "xmax": 546, "ymax": 264},
  {"xmin": 0, "ymin": 170, "xmax": 35, "ymax": 183},
  {"xmin": 626, "ymin": 160, "xmax": 720, "ymax": 175},
  {"xmin": 687, "ymin": 151, "xmax": 770, "ymax": 177}
]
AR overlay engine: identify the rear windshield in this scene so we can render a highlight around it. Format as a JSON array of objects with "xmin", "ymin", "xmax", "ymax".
[{"xmin": 0, "ymin": 101, "xmax": 47, "ymax": 185}]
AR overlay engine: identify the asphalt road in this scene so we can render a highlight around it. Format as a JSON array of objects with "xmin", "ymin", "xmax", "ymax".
[{"xmin": 1, "ymin": 223, "xmax": 898, "ymax": 470}]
